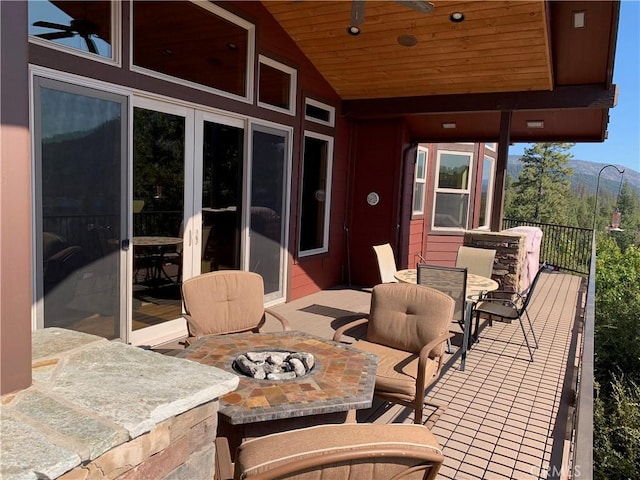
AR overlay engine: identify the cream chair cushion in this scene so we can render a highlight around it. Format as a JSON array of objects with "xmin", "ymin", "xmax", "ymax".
[
  {"xmin": 234, "ymin": 423, "xmax": 443, "ymax": 480},
  {"xmin": 182, "ymin": 270, "xmax": 266, "ymax": 338}
]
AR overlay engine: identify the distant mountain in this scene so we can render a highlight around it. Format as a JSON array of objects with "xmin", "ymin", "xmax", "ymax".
[{"xmin": 507, "ymin": 155, "xmax": 640, "ymax": 197}]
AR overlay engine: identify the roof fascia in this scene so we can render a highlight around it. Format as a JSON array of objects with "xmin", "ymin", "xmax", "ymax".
[{"xmin": 341, "ymin": 84, "xmax": 618, "ymax": 118}]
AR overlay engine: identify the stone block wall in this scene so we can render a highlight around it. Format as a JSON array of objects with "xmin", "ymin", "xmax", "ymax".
[
  {"xmin": 463, "ymin": 230, "xmax": 527, "ymax": 293},
  {"xmin": 57, "ymin": 401, "xmax": 219, "ymax": 480}
]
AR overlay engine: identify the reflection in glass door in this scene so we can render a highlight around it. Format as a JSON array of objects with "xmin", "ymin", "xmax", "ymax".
[
  {"xmin": 33, "ymin": 77, "xmax": 126, "ymax": 340},
  {"xmin": 249, "ymin": 124, "xmax": 291, "ymax": 302},
  {"xmin": 131, "ymin": 105, "xmax": 186, "ymax": 332},
  {"xmin": 200, "ymin": 116, "xmax": 244, "ymax": 273}
]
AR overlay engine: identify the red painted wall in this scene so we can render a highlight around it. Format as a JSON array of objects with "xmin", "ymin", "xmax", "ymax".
[{"xmin": 347, "ymin": 119, "xmax": 408, "ymax": 286}]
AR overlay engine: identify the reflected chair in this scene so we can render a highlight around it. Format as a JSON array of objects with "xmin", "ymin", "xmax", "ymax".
[
  {"xmin": 216, "ymin": 423, "xmax": 444, "ymax": 480},
  {"xmin": 373, "ymin": 243, "xmax": 399, "ymax": 283},
  {"xmin": 472, "ymin": 263, "xmax": 548, "ymax": 362},
  {"xmin": 333, "ymin": 283, "xmax": 454, "ymax": 424},
  {"xmin": 416, "ymin": 264, "xmax": 469, "ymax": 364},
  {"xmin": 455, "ymin": 245, "xmax": 496, "ymax": 279},
  {"xmin": 181, "ymin": 270, "xmax": 290, "ymax": 343}
]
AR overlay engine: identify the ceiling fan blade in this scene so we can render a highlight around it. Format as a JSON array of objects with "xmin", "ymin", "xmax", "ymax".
[
  {"xmin": 350, "ymin": 0, "xmax": 365, "ymax": 26},
  {"xmin": 37, "ymin": 31, "xmax": 74, "ymax": 41},
  {"xmin": 33, "ymin": 20, "xmax": 71, "ymax": 31},
  {"xmin": 83, "ymin": 35, "xmax": 98, "ymax": 54},
  {"xmin": 394, "ymin": 0, "xmax": 434, "ymax": 14}
]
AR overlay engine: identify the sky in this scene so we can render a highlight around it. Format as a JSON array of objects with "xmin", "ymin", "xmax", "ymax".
[{"xmin": 510, "ymin": 0, "xmax": 640, "ymax": 173}]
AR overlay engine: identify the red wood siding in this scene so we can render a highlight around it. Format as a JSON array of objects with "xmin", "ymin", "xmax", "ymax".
[{"xmin": 347, "ymin": 119, "xmax": 406, "ymax": 287}]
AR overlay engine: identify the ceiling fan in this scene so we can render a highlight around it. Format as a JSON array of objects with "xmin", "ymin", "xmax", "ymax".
[
  {"xmin": 33, "ymin": 19, "xmax": 100, "ymax": 54},
  {"xmin": 348, "ymin": 0, "xmax": 435, "ymax": 35}
]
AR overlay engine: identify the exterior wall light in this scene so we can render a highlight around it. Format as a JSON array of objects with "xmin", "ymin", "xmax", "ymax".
[
  {"xmin": 526, "ymin": 120, "xmax": 545, "ymax": 128},
  {"xmin": 442, "ymin": 122, "xmax": 456, "ymax": 129},
  {"xmin": 347, "ymin": 25, "xmax": 361, "ymax": 36},
  {"xmin": 450, "ymin": 12, "xmax": 465, "ymax": 23}
]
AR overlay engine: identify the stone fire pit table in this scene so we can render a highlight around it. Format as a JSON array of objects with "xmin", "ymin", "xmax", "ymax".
[{"xmin": 177, "ymin": 331, "xmax": 378, "ymax": 455}]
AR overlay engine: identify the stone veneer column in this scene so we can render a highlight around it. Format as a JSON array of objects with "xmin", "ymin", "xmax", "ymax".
[{"xmin": 463, "ymin": 231, "xmax": 526, "ymax": 293}]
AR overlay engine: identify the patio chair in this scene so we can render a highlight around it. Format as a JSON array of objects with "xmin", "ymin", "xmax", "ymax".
[
  {"xmin": 373, "ymin": 243, "xmax": 399, "ymax": 283},
  {"xmin": 455, "ymin": 245, "xmax": 496, "ymax": 279},
  {"xmin": 216, "ymin": 423, "xmax": 444, "ymax": 480},
  {"xmin": 416, "ymin": 263, "xmax": 468, "ymax": 360},
  {"xmin": 333, "ymin": 283, "xmax": 454, "ymax": 424},
  {"xmin": 472, "ymin": 262, "xmax": 548, "ymax": 362},
  {"xmin": 181, "ymin": 270, "xmax": 290, "ymax": 343}
]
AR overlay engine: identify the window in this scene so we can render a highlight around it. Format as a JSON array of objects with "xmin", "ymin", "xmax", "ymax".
[
  {"xmin": 432, "ymin": 151, "xmax": 472, "ymax": 230},
  {"xmin": 258, "ymin": 56, "xmax": 297, "ymax": 115},
  {"xmin": 298, "ymin": 132, "xmax": 333, "ymax": 256},
  {"xmin": 485, "ymin": 142, "xmax": 496, "ymax": 151},
  {"xmin": 305, "ymin": 98, "xmax": 335, "ymax": 127},
  {"xmin": 28, "ymin": 1, "xmax": 119, "ymax": 63},
  {"xmin": 478, "ymin": 156, "xmax": 495, "ymax": 229},
  {"xmin": 412, "ymin": 147, "xmax": 428, "ymax": 215},
  {"xmin": 132, "ymin": 1, "xmax": 255, "ymax": 101}
]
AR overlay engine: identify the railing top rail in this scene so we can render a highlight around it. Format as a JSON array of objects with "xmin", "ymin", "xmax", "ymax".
[{"xmin": 503, "ymin": 218, "xmax": 593, "ymax": 233}]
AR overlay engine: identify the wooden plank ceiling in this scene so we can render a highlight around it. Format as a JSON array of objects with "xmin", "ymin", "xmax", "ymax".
[{"xmin": 262, "ymin": 0, "xmax": 552, "ymax": 100}]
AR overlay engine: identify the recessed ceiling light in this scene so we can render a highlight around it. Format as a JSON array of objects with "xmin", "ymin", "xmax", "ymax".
[
  {"xmin": 450, "ymin": 12, "xmax": 465, "ymax": 23},
  {"xmin": 442, "ymin": 122, "xmax": 457, "ymax": 129},
  {"xmin": 347, "ymin": 25, "xmax": 361, "ymax": 36},
  {"xmin": 397, "ymin": 34, "xmax": 418, "ymax": 47},
  {"xmin": 526, "ymin": 120, "xmax": 545, "ymax": 129},
  {"xmin": 573, "ymin": 11, "xmax": 585, "ymax": 28}
]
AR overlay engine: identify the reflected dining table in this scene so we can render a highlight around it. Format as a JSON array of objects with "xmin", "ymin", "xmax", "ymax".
[
  {"xmin": 394, "ymin": 269, "xmax": 499, "ymax": 370},
  {"xmin": 132, "ymin": 236, "xmax": 183, "ymax": 286}
]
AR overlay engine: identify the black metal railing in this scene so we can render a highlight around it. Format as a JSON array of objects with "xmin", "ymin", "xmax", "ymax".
[
  {"xmin": 571, "ymin": 234, "xmax": 596, "ymax": 480},
  {"xmin": 502, "ymin": 218, "xmax": 593, "ymax": 275}
]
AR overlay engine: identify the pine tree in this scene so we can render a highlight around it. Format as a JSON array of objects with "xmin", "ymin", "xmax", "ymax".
[{"xmin": 507, "ymin": 143, "xmax": 574, "ymax": 224}]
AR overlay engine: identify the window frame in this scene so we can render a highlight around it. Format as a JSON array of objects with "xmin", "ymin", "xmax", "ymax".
[
  {"xmin": 478, "ymin": 155, "xmax": 495, "ymax": 230},
  {"xmin": 28, "ymin": 0, "xmax": 122, "ymax": 66},
  {"xmin": 304, "ymin": 98, "xmax": 335, "ymax": 127},
  {"xmin": 412, "ymin": 147, "xmax": 428, "ymax": 216},
  {"xmin": 485, "ymin": 142, "xmax": 497, "ymax": 151},
  {"xmin": 257, "ymin": 55, "xmax": 297, "ymax": 115},
  {"xmin": 431, "ymin": 149, "xmax": 473, "ymax": 232},
  {"xmin": 297, "ymin": 130, "xmax": 334, "ymax": 258},
  {"xmin": 129, "ymin": 0, "xmax": 256, "ymax": 104}
]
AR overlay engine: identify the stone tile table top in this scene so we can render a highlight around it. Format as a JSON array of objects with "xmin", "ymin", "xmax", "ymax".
[
  {"xmin": 0, "ymin": 328, "xmax": 239, "ymax": 480},
  {"xmin": 176, "ymin": 331, "xmax": 378, "ymax": 425}
]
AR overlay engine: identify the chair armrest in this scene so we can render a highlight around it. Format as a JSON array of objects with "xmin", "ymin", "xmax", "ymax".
[
  {"xmin": 265, "ymin": 307, "xmax": 292, "ymax": 331},
  {"xmin": 416, "ymin": 332, "xmax": 454, "ymax": 395},
  {"xmin": 332, "ymin": 316, "xmax": 369, "ymax": 342},
  {"xmin": 215, "ymin": 437, "xmax": 234, "ymax": 480},
  {"xmin": 418, "ymin": 333, "xmax": 455, "ymax": 364}
]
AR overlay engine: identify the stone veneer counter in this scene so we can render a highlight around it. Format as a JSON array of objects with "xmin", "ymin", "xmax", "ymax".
[{"xmin": 0, "ymin": 328, "xmax": 239, "ymax": 480}]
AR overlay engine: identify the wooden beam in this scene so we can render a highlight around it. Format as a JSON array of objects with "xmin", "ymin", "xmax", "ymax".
[
  {"xmin": 490, "ymin": 112, "xmax": 512, "ymax": 232},
  {"xmin": 342, "ymin": 84, "xmax": 617, "ymax": 117}
]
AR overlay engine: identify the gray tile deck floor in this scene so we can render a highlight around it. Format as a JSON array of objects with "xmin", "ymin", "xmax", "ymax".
[
  {"xmin": 262, "ymin": 271, "xmax": 585, "ymax": 480},
  {"xmin": 160, "ymin": 270, "xmax": 585, "ymax": 479}
]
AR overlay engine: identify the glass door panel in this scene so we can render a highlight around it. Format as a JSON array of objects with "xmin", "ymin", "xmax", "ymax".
[
  {"xmin": 249, "ymin": 124, "xmax": 290, "ymax": 301},
  {"xmin": 201, "ymin": 118, "xmax": 244, "ymax": 272},
  {"xmin": 34, "ymin": 78, "xmax": 126, "ymax": 340},
  {"xmin": 132, "ymin": 106, "xmax": 186, "ymax": 331}
]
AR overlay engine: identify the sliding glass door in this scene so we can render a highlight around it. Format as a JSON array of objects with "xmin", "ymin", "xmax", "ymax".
[
  {"xmin": 197, "ymin": 113, "xmax": 245, "ymax": 274},
  {"xmin": 249, "ymin": 124, "xmax": 291, "ymax": 302},
  {"xmin": 130, "ymin": 100, "xmax": 190, "ymax": 341},
  {"xmin": 33, "ymin": 80, "xmax": 291, "ymax": 345},
  {"xmin": 33, "ymin": 77, "xmax": 127, "ymax": 340}
]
